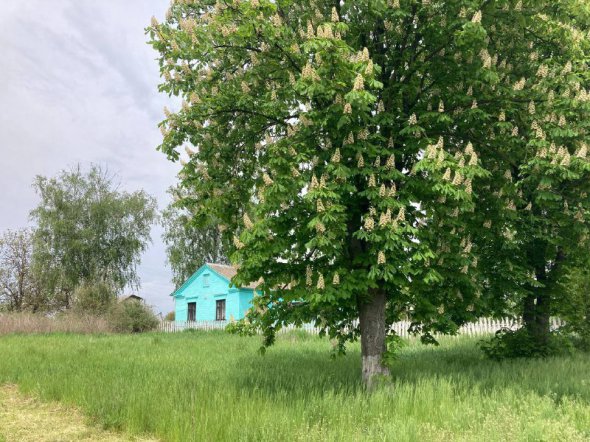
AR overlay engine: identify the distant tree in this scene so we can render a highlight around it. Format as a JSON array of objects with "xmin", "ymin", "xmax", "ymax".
[
  {"xmin": 31, "ymin": 165, "xmax": 157, "ymax": 309},
  {"xmin": 162, "ymin": 186, "xmax": 228, "ymax": 289},
  {"xmin": 72, "ymin": 281, "xmax": 116, "ymax": 315},
  {"xmin": 0, "ymin": 229, "xmax": 42, "ymax": 311},
  {"xmin": 150, "ymin": 0, "xmax": 590, "ymax": 384}
]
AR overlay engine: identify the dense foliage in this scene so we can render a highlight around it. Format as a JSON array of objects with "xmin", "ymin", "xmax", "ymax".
[
  {"xmin": 0, "ymin": 229, "xmax": 42, "ymax": 312},
  {"xmin": 556, "ymin": 260, "xmax": 590, "ymax": 350},
  {"xmin": 107, "ymin": 300, "xmax": 160, "ymax": 333},
  {"xmin": 150, "ymin": 0, "xmax": 590, "ymax": 380},
  {"xmin": 30, "ymin": 165, "xmax": 157, "ymax": 310},
  {"xmin": 162, "ymin": 186, "xmax": 228, "ymax": 288}
]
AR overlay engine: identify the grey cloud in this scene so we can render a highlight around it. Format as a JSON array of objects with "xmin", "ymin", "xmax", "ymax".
[{"xmin": 0, "ymin": 0, "xmax": 180, "ymax": 314}]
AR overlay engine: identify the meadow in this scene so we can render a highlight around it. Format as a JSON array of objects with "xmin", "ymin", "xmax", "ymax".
[{"xmin": 0, "ymin": 331, "xmax": 589, "ymax": 441}]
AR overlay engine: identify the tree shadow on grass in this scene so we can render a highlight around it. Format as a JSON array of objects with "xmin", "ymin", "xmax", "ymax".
[
  {"xmin": 393, "ymin": 337, "xmax": 590, "ymax": 402},
  {"xmin": 226, "ymin": 335, "xmax": 590, "ymax": 403},
  {"xmin": 228, "ymin": 337, "xmax": 363, "ymax": 398}
]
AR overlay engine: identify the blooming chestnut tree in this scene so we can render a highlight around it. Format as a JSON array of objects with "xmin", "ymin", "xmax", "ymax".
[
  {"xmin": 466, "ymin": 2, "xmax": 590, "ymax": 353},
  {"xmin": 150, "ymin": 0, "xmax": 590, "ymax": 384}
]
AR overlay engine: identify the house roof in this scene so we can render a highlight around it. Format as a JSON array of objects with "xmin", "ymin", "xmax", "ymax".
[
  {"xmin": 171, "ymin": 263, "xmax": 260, "ymax": 297},
  {"xmin": 120, "ymin": 294, "xmax": 143, "ymax": 302},
  {"xmin": 206, "ymin": 263, "xmax": 261, "ymax": 290}
]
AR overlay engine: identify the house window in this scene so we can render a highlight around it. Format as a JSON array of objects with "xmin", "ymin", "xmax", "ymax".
[
  {"xmin": 203, "ymin": 274, "xmax": 210, "ymax": 287},
  {"xmin": 215, "ymin": 299, "xmax": 226, "ymax": 321},
  {"xmin": 187, "ymin": 302, "xmax": 196, "ymax": 322}
]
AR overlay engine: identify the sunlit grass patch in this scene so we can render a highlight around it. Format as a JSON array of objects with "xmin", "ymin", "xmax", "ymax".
[{"xmin": 0, "ymin": 384, "xmax": 157, "ymax": 442}]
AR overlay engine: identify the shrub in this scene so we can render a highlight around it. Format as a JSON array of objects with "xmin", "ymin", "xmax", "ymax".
[
  {"xmin": 72, "ymin": 282, "xmax": 115, "ymax": 315},
  {"xmin": 164, "ymin": 311, "xmax": 175, "ymax": 321},
  {"xmin": 108, "ymin": 300, "xmax": 159, "ymax": 333},
  {"xmin": 480, "ymin": 327, "xmax": 574, "ymax": 360}
]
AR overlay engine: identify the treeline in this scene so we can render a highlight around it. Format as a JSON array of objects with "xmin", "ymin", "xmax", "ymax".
[{"xmin": 0, "ymin": 165, "xmax": 157, "ymax": 323}]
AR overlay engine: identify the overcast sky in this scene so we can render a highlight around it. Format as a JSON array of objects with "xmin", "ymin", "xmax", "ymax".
[{"xmin": 0, "ymin": 0, "xmax": 180, "ymax": 314}]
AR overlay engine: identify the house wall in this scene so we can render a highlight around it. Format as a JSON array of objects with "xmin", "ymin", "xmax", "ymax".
[
  {"xmin": 174, "ymin": 266, "xmax": 254, "ymax": 321},
  {"xmin": 238, "ymin": 289, "xmax": 255, "ymax": 318}
]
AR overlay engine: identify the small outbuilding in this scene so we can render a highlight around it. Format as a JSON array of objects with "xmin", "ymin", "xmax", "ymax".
[
  {"xmin": 121, "ymin": 294, "xmax": 144, "ymax": 303},
  {"xmin": 171, "ymin": 263, "xmax": 258, "ymax": 322}
]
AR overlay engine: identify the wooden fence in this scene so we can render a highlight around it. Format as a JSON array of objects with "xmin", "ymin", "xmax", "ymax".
[{"xmin": 158, "ymin": 317, "xmax": 564, "ymax": 337}]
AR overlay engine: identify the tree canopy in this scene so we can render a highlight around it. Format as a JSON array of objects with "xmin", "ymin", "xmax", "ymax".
[
  {"xmin": 31, "ymin": 165, "xmax": 158, "ymax": 309},
  {"xmin": 0, "ymin": 229, "xmax": 41, "ymax": 312},
  {"xmin": 162, "ymin": 186, "xmax": 228, "ymax": 289},
  {"xmin": 150, "ymin": 0, "xmax": 590, "ymax": 385}
]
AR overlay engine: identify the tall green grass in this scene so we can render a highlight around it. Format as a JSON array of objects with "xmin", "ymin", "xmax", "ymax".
[{"xmin": 0, "ymin": 331, "xmax": 589, "ymax": 441}]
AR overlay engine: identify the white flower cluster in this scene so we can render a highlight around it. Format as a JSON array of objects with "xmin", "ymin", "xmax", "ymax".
[
  {"xmin": 243, "ymin": 213, "xmax": 254, "ymax": 229},
  {"xmin": 302, "ymin": 62, "xmax": 320, "ymax": 81},
  {"xmin": 233, "ymin": 236, "xmax": 245, "ymax": 249},
  {"xmin": 513, "ymin": 77, "xmax": 526, "ymax": 91},
  {"xmin": 262, "ymin": 173, "xmax": 274, "ymax": 185},
  {"xmin": 316, "ymin": 273, "xmax": 325, "ymax": 289},
  {"xmin": 331, "ymin": 148, "xmax": 341, "ymax": 163},
  {"xmin": 472, "ymin": 11, "xmax": 482, "ymax": 24},
  {"xmin": 316, "ymin": 24, "xmax": 334, "ymax": 39}
]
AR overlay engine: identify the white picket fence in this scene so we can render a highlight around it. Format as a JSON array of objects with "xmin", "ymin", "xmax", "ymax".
[{"xmin": 158, "ymin": 317, "xmax": 564, "ymax": 337}]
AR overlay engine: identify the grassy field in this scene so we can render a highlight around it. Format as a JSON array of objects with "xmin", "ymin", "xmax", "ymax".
[{"xmin": 0, "ymin": 331, "xmax": 589, "ymax": 441}]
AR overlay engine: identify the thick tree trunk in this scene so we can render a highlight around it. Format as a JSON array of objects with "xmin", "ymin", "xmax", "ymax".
[
  {"xmin": 523, "ymin": 265, "xmax": 551, "ymax": 350},
  {"xmin": 358, "ymin": 289, "xmax": 390, "ymax": 389}
]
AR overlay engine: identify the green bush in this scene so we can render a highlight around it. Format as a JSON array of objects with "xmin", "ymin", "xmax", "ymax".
[
  {"xmin": 480, "ymin": 327, "xmax": 574, "ymax": 360},
  {"xmin": 72, "ymin": 282, "xmax": 115, "ymax": 315},
  {"xmin": 108, "ymin": 300, "xmax": 159, "ymax": 333},
  {"xmin": 164, "ymin": 311, "xmax": 175, "ymax": 321}
]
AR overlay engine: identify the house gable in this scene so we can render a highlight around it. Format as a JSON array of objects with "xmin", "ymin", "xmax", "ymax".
[{"xmin": 172, "ymin": 263, "xmax": 256, "ymax": 322}]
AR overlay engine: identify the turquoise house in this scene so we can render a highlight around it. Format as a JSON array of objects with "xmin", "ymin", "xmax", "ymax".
[{"xmin": 172, "ymin": 263, "xmax": 258, "ymax": 322}]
